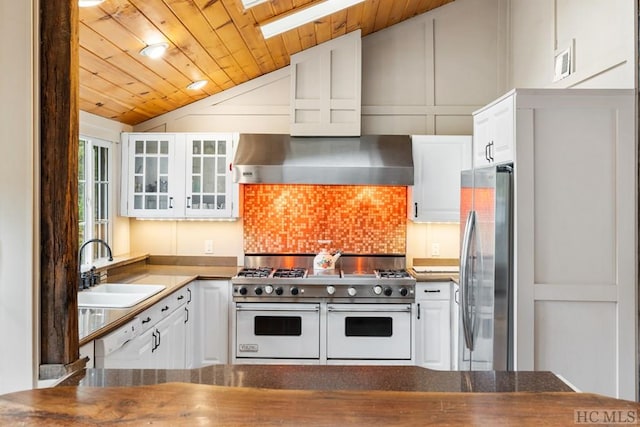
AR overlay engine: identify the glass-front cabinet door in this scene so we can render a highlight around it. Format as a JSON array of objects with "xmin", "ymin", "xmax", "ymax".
[
  {"xmin": 121, "ymin": 132, "xmax": 236, "ymax": 219},
  {"xmin": 185, "ymin": 134, "xmax": 234, "ymax": 217},
  {"xmin": 125, "ymin": 134, "xmax": 181, "ymax": 218}
]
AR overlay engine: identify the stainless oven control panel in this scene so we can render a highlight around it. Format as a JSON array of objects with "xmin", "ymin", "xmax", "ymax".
[{"xmin": 232, "ymin": 283, "xmax": 415, "ymax": 303}]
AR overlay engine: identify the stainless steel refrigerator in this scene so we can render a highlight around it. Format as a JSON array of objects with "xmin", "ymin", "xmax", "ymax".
[{"xmin": 458, "ymin": 164, "xmax": 514, "ymax": 371}]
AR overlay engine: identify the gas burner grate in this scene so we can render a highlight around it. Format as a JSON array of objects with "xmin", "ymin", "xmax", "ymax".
[
  {"xmin": 237, "ymin": 267, "xmax": 273, "ymax": 278},
  {"xmin": 376, "ymin": 269, "xmax": 411, "ymax": 279},
  {"xmin": 272, "ymin": 268, "xmax": 307, "ymax": 278}
]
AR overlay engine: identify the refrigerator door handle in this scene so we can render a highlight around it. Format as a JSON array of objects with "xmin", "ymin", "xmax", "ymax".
[{"xmin": 460, "ymin": 209, "xmax": 476, "ymax": 352}]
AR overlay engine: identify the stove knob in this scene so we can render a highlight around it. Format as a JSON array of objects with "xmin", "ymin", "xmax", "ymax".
[
  {"xmin": 347, "ymin": 287, "xmax": 357, "ymax": 297},
  {"xmin": 399, "ymin": 287, "xmax": 408, "ymax": 297},
  {"xmin": 291, "ymin": 287, "xmax": 299, "ymax": 296},
  {"xmin": 384, "ymin": 287, "xmax": 393, "ymax": 296},
  {"xmin": 255, "ymin": 287, "xmax": 263, "ymax": 295},
  {"xmin": 265, "ymin": 285, "xmax": 274, "ymax": 294},
  {"xmin": 275, "ymin": 287, "xmax": 283, "ymax": 295},
  {"xmin": 373, "ymin": 285, "xmax": 383, "ymax": 295},
  {"xmin": 326, "ymin": 285, "xmax": 336, "ymax": 295},
  {"xmin": 239, "ymin": 287, "xmax": 248, "ymax": 295}
]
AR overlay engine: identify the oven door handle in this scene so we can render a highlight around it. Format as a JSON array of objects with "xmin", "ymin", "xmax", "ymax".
[
  {"xmin": 235, "ymin": 304, "xmax": 320, "ymax": 312},
  {"xmin": 327, "ymin": 305, "xmax": 411, "ymax": 313}
]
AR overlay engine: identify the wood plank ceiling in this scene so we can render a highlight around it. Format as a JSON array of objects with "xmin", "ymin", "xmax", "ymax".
[{"xmin": 79, "ymin": 0, "xmax": 455, "ymax": 126}]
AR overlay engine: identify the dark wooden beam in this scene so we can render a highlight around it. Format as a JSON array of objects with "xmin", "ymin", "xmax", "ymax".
[{"xmin": 40, "ymin": 0, "xmax": 80, "ymax": 367}]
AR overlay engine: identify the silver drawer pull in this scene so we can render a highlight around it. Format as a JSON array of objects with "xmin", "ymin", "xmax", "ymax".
[
  {"xmin": 424, "ymin": 289, "xmax": 441, "ymax": 293},
  {"xmin": 327, "ymin": 306, "xmax": 411, "ymax": 313},
  {"xmin": 236, "ymin": 305, "xmax": 319, "ymax": 312}
]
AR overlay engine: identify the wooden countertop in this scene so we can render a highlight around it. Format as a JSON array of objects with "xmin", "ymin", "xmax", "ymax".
[{"xmin": 1, "ymin": 382, "xmax": 638, "ymax": 426}]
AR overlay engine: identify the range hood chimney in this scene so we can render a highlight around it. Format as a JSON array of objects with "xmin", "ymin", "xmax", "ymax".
[{"xmin": 232, "ymin": 134, "xmax": 414, "ymax": 185}]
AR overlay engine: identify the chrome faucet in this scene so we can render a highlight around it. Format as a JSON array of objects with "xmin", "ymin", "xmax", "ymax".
[{"xmin": 78, "ymin": 238, "xmax": 113, "ymax": 290}]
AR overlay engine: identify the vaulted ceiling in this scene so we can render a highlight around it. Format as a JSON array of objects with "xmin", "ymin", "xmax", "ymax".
[{"xmin": 79, "ymin": 0, "xmax": 455, "ymax": 126}]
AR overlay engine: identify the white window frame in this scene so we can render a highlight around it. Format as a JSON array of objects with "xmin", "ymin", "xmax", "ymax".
[{"xmin": 79, "ymin": 135, "xmax": 114, "ymax": 268}]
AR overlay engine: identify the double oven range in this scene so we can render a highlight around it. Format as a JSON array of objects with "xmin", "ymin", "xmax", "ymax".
[{"xmin": 231, "ymin": 255, "xmax": 416, "ymax": 365}]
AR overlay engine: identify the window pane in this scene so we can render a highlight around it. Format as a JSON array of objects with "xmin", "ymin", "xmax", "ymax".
[
  {"xmin": 160, "ymin": 140, "xmax": 169, "ymax": 154},
  {"xmin": 159, "ymin": 176, "xmax": 168, "ymax": 193},
  {"xmin": 134, "ymin": 176, "xmax": 143, "ymax": 193},
  {"xmin": 78, "ymin": 182, "xmax": 85, "ymax": 223},
  {"xmin": 135, "ymin": 140, "xmax": 144, "ymax": 154},
  {"xmin": 217, "ymin": 140, "xmax": 226, "ymax": 155},
  {"xmin": 203, "ymin": 195, "xmax": 215, "ymax": 209},
  {"xmin": 79, "ymin": 138, "xmax": 111, "ymax": 265},
  {"xmin": 203, "ymin": 140, "xmax": 215, "ymax": 155},
  {"xmin": 203, "ymin": 158, "xmax": 215, "ymax": 192},
  {"xmin": 145, "ymin": 195, "xmax": 157, "ymax": 209},
  {"xmin": 160, "ymin": 157, "xmax": 168, "ymax": 174},
  {"xmin": 134, "ymin": 157, "xmax": 143, "ymax": 174},
  {"xmin": 192, "ymin": 195, "xmax": 200, "ymax": 209},
  {"xmin": 192, "ymin": 140, "xmax": 201, "ymax": 155},
  {"xmin": 217, "ymin": 175, "xmax": 226, "ymax": 193},
  {"xmin": 217, "ymin": 157, "xmax": 225, "ymax": 175},
  {"xmin": 78, "ymin": 140, "xmax": 86, "ymax": 180},
  {"xmin": 192, "ymin": 176, "xmax": 201, "ymax": 193},
  {"xmin": 192, "ymin": 157, "xmax": 201, "ymax": 174},
  {"xmin": 134, "ymin": 195, "xmax": 142, "ymax": 209},
  {"xmin": 217, "ymin": 195, "xmax": 226, "ymax": 210},
  {"xmin": 145, "ymin": 157, "xmax": 157, "ymax": 192},
  {"xmin": 100, "ymin": 147, "xmax": 108, "ymax": 181},
  {"xmin": 146, "ymin": 140, "xmax": 158, "ymax": 154}
]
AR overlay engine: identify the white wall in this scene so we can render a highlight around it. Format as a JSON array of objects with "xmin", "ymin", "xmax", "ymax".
[
  {"xmin": 130, "ymin": 0, "xmax": 506, "ymax": 260},
  {"xmin": 0, "ymin": 0, "xmax": 37, "ymax": 393},
  {"xmin": 508, "ymin": 0, "xmax": 635, "ymax": 89},
  {"xmin": 121, "ymin": 0, "xmax": 635, "ymax": 262},
  {"xmin": 362, "ymin": 0, "xmax": 508, "ymax": 135}
]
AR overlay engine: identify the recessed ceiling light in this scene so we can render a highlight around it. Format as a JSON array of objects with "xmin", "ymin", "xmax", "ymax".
[
  {"xmin": 78, "ymin": 0, "xmax": 105, "ymax": 7},
  {"xmin": 260, "ymin": 0, "xmax": 365, "ymax": 39},
  {"xmin": 139, "ymin": 43, "xmax": 169, "ymax": 59},
  {"xmin": 187, "ymin": 80, "xmax": 208, "ymax": 90}
]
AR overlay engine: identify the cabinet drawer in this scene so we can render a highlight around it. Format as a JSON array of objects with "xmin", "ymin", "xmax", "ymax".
[{"xmin": 416, "ymin": 283, "xmax": 451, "ymax": 300}]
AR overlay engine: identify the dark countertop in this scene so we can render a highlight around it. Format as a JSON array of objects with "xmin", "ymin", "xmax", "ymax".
[
  {"xmin": 58, "ymin": 365, "xmax": 574, "ymax": 393},
  {"xmin": 411, "ymin": 270, "xmax": 459, "ymax": 283}
]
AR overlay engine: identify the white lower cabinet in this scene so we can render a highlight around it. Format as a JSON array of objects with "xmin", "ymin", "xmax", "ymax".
[
  {"xmin": 415, "ymin": 282, "xmax": 452, "ymax": 370},
  {"xmin": 195, "ymin": 280, "xmax": 230, "ymax": 366},
  {"xmin": 95, "ymin": 288, "xmax": 188, "ymax": 369},
  {"xmin": 93, "ymin": 280, "xmax": 229, "ymax": 369}
]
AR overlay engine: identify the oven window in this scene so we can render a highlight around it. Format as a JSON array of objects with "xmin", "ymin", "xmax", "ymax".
[
  {"xmin": 344, "ymin": 317, "xmax": 393, "ymax": 337},
  {"xmin": 255, "ymin": 316, "xmax": 302, "ymax": 336}
]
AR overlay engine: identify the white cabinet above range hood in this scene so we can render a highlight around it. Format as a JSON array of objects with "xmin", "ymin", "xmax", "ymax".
[{"xmin": 232, "ymin": 134, "xmax": 414, "ymax": 186}]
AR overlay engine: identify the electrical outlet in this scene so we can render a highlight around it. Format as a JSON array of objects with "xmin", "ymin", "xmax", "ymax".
[
  {"xmin": 204, "ymin": 240, "xmax": 214, "ymax": 254},
  {"xmin": 431, "ymin": 243, "xmax": 440, "ymax": 257}
]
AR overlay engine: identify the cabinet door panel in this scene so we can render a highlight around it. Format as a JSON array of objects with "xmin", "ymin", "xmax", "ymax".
[
  {"xmin": 416, "ymin": 300, "xmax": 451, "ymax": 370},
  {"xmin": 409, "ymin": 136, "xmax": 471, "ymax": 222},
  {"xmin": 185, "ymin": 134, "xmax": 235, "ymax": 218},
  {"xmin": 197, "ymin": 280, "xmax": 230, "ymax": 366}
]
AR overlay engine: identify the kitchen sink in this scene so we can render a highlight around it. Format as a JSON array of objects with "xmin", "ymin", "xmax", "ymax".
[{"xmin": 78, "ymin": 284, "xmax": 165, "ymax": 308}]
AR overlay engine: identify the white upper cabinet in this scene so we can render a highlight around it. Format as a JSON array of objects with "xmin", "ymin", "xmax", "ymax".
[
  {"xmin": 290, "ymin": 30, "xmax": 362, "ymax": 136},
  {"xmin": 121, "ymin": 132, "xmax": 238, "ymax": 219},
  {"xmin": 123, "ymin": 133, "xmax": 183, "ymax": 218},
  {"xmin": 409, "ymin": 135, "xmax": 471, "ymax": 222},
  {"xmin": 185, "ymin": 134, "xmax": 235, "ymax": 218},
  {"xmin": 472, "ymin": 94, "xmax": 514, "ymax": 167}
]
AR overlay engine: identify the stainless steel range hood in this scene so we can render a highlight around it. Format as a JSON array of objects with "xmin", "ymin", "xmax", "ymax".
[{"xmin": 232, "ymin": 134, "xmax": 414, "ymax": 185}]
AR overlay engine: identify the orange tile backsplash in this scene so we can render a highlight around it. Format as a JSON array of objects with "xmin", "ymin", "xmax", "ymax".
[{"xmin": 243, "ymin": 185, "xmax": 407, "ymax": 254}]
